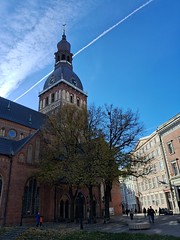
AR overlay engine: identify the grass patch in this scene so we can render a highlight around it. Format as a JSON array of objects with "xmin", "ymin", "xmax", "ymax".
[{"xmin": 16, "ymin": 228, "xmax": 180, "ymax": 240}]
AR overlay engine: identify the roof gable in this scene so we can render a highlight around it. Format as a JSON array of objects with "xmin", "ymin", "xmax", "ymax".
[{"xmin": 0, "ymin": 97, "xmax": 46, "ymax": 129}]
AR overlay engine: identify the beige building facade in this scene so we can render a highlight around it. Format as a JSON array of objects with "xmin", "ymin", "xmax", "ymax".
[{"xmin": 120, "ymin": 113, "xmax": 180, "ymax": 214}]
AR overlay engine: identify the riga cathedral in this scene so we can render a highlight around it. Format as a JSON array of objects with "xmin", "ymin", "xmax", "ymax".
[{"xmin": 0, "ymin": 30, "xmax": 121, "ymax": 226}]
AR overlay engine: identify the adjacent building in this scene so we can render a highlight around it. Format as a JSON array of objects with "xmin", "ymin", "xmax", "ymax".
[{"xmin": 120, "ymin": 114, "xmax": 180, "ymax": 214}]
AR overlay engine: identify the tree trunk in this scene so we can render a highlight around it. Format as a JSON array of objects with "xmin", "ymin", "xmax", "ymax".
[
  {"xmin": 68, "ymin": 186, "xmax": 78, "ymax": 222},
  {"xmin": 87, "ymin": 184, "xmax": 93, "ymax": 224},
  {"xmin": 104, "ymin": 181, "xmax": 112, "ymax": 223}
]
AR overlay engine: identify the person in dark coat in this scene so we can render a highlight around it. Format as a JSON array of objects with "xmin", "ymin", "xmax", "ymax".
[
  {"xmin": 143, "ymin": 207, "xmax": 147, "ymax": 218},
  {"xmin": 130, "ymin": 209, "xmax": 134, "ymax": 220},
  {"xmin": 35, "ymin": 212, "xmax": 40, "ymax": 227},
  {"xmin": 149, "ymin": 206, "xmax": 155, "ymax": 223}
]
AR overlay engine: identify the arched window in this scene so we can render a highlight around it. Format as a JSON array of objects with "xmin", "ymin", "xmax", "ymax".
[
  {"xmin": 23, "ymin": 178, "xmax": 39, "ymax": 216},
  {"xmin": 0, "ymin": 175, "xmax": 2, "ymax": 204},
  {"xmin": 18, "ymin": 153, "xmax": 25, "ymax": 163},
  {"xmin": 0, "ymin": 128, "xmax": 6, "ymax": 137},
  {"xmin": 27, "ymin": 144, "xmax": 33, "ymax": 164},
  {"xmin": 20, "ymin": 133, "xmax": 24, "ymax": 140},
  {"xmin": 67, "ymin": 56, "xmax": 70, "ymax": 62},
  {"xmin": 61, "ymin": 54, "xmax": 65, "ymax": 60},
  {"xmin": 35, "ymin": 138, "xmax": 40, "ymax": 163},
  {"xmin": 70, "ymin": 94, "xmax": 74, "ymax": 103},
  {"xmin": 77, "ymin": 98, "xmax": 80, "ymax": 107}
]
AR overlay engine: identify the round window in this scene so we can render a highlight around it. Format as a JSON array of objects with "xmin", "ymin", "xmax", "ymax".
[{"xmin": 8, "ymin": 129, "xmax": 17, "ymax": 138}]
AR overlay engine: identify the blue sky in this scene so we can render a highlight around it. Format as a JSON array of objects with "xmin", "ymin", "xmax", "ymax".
[{"xmin": 0, "ymin": 0, "xmax": 179, "ymax": 136}]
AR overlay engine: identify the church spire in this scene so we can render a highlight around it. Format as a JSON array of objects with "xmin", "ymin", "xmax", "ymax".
[{"xmin": 62, "ymin": 24, "xmax": 66, "ymax": 40}]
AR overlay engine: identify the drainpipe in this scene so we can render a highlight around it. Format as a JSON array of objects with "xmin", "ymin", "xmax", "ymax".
[{"xmin": 2, "ymin": 154, "xmax": 13, "ymax": 226}]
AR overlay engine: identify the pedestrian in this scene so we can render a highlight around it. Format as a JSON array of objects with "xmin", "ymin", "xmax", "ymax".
[
  {"xmin": 40, "ymin": 215, "xmax": 43, "ymax": 227},
  {"xmin": 159, "ymin": 207, "xmax": 161, "ymax": 215},
  {"xmin": 135, "ymin": 208, "xmax": 137, "ymax": 215},
  {"xmin": 143, "ymin": 207, "xmax": 146, "ymax": 218},
  {"xmin": 35, "ymin": 212, "xmax": 40, "ymax": 227},
  {"xmin": 126, "ymin": 209, "xmax": 129, "ymax": 216},
  {"xmin": 149, "ymin": 206, "xmax": 155, "ymax": 223},
  {"xmin": 147, "ymin": 208, "xmax": 151, "ymax": 222},
  {"xmin": 130, "ymin": 209, "xmax": 134, "ymax": 220}
]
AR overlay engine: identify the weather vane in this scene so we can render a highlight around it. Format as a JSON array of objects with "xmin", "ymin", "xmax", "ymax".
[{"xmin": 62, "ymin": 23, "xmax": 66, "ymax": 35}]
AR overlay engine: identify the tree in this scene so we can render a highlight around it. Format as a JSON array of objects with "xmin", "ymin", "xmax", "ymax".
[
  {"xmin": 97, "ymin": 105, "xmax": 146, "ymax": 221},
  {"xmin": 38, "ymin": 104, "xmax": 88, "ymax": 221}
]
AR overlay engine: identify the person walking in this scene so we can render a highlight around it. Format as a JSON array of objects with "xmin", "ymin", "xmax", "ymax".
[
  {"xmin": 149, "ymin": 206, "xmax": 155, "ymax": 223},
  {"xmin": 143, "ymin": 207, "xmax": 146, "ymax": 218},
  {"xmin": 35, "ymin": 212, "xmax": 40, "ymax": 227},
  {"xmin": 40, "ymin": 215, "xmax": 43, "ymax": 227},
  {"xmin": 130, "ymin": 209, "xmax": 134, "ymax": 220}
]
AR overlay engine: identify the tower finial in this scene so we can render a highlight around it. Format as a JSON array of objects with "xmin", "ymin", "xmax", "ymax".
[{"xmin": 62, "ymin": 24, "xmax": 66, "ymax": 40}]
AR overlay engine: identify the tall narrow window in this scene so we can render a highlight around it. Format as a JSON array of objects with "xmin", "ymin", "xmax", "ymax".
[
  {"xmin": 35, "ymin": 138, "xmax": 40, "ymax": 163},
  {"xmin": 45, "ymin": 97, "xmax": 49, "ymax": 106},
  {"xmin": 0, "ymin": 128, "xmax": 5, "ymax": 137},
  {"xmin": 61, "ymin": 54, "xmax": 65, "ymax": 60},
  {"xmin": 171, "ymin": 161, "xmax": 179, "ymax": 176},
  {"xmin": 70, "ymin": 94, "xmax": 74, "ymax": 103},
  {"xmin": 27, "ymin": 144, "xmax": 33, "ymax": 164},
  {"xmin": 77, "ymin": 98, "xmax": 80, "ymax": 107},
  {"xmin": 23, "ymin": 178, "xmax": 39, "ymax": 215},
  {"xmin": 167, "ymin": 141, "xmax": 174, "ymax": 154},
  {"xmin": 51, "ymin": 93, "xmax": 55, "ymax": 103}
]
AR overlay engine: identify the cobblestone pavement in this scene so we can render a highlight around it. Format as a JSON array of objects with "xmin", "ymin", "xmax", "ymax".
[
  {"xmin": 1, "ymin": 214, "xmax": 179, "ymax": 239},
  {"xmin": 44, "ymin": 214, "xmax": 180, "ymax": 238}
]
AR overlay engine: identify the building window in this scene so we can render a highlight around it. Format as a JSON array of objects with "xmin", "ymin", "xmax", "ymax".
[
  {"xmin": 167, "ymin": 141, "xmax": 174, "ymax": 154},
  {"xmin": 27, "ymin": 144, "xmax": 33, "ymax": 164},
  {"xmin": 77, "ymin": 98, "xmax": 80, "ymax": 107},
  {"xmin": 151, "ymin": 195, "xmax": 155, "ymax": 205},
  {"xmin": 155, "ymin": 194, "xmax": 159, "ymax": 206},
  {"xmin": 152, "ymin": 177, "xmax": 156, "ymax": 188},
  {"xmin": 8, "ymin": 129, "xmax": 17, "ymax": 138},
  {"xmin": 23, "ymin": 178, "xmax": 39, "ymax": 216},
  {"xmin": 45, "ymin": 97, "xmax": 49, "ymax": 106},
  {"xmin": 171, "ymin": 161, "xmax": 179, "ymax": 176},
  {"xmin": 160, "ymin": 193, "xmax": 165, "ymax": 204},
  {"xmin": 51, "ymin": 93, "xmax": 55, "ymax": 103},
  {"xmin": 159, "ymin": 160, "xmax": 164, "ymax": 170},
  {"xmin": 0, "ymin": 128, "xmax": 5, "ymax": 137},
  {"xmin": 20, "ymin": 133, "xmax": 24, "ymax": 140},
  {"xmin": 70, "ymin": 94, "xmax": 74, "ymax": 103},
  {"xmin": 162, "ymin": 174, "xmax": 167, "ymax": 183},
  {"xmin": 61, "ymin": 54, "xmax": 65, "ymax": 60},
  {"xmin": 35, "ymin": 138, "xmax": 40, "ymax": 163},
  {"xmin": 18, "ymin": 153, "xmax": 25, "ymax": 163},
  {"xmin": 67, "ymin": 56, "xmax": 70, "ymax": 62}
]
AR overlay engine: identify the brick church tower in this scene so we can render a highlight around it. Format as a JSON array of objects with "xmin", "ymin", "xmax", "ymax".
[{"xmin": 38, "ymin": 29, "xmax": 87, "ymax": 114}]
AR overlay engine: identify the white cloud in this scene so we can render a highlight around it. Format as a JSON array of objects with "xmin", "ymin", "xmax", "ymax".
[{"xmin": 0, "ymin": 0, "xmax": 94, "ymax": 97}]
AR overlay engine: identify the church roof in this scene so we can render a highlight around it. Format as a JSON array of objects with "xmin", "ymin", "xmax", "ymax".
[
  {"xmin": 42, "ymin": 65, "xmax": 83, "ymax": 92},
  {"xmin": 0, "ymin": 134, "xmax": 33, "ymax": 156},
  {"xmin": 42, "ymin": 32, "xmax": 84, "ymax": 93},
  {"xmin": 0, "ymin": 97, "xmax": 46, "ymax": 129}
]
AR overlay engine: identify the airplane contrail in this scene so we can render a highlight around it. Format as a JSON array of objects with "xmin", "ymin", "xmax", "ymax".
[{"xmin": 14, "ymin": 0, "xmax": 154, "ymax": 102}]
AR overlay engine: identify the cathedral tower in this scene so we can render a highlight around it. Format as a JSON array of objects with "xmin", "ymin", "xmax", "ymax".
[{"xmin": 38, "ymin": 29, "xmax": 87, "ymax": 114}]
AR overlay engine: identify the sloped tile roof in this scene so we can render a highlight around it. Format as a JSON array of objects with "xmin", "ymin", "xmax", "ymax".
[
  {"xmin": 0, "ymin": 97, "xmax": 47, "ymax": 129},
  {"xmin": 0, "ymin": 132, "xmax": 37, "ymax": 156}
]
